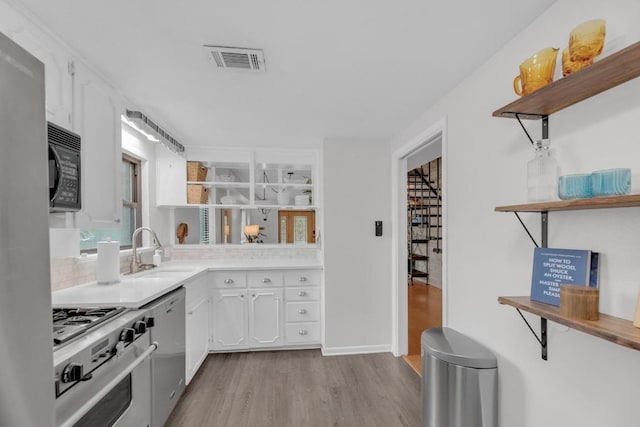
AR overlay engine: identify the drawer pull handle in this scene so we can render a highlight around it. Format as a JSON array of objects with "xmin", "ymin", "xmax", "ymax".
[
  {"xmin": 240, "ymin": 294, "xmax": 245, "ymax": 299},
  {"xmin": 224, "ymin": 279, "xmax": 234, "ymax": 285},
  {"xmin": 298, "ymin": 309, "xmax": 307, "ymax": 315},
  {"xmin": 298, "ymin": 291, "xmax": 307, "ymax": 297},
  {"xmin": 299, "ymin": 277, "xmax": 307, "ymax": 282},
  {"xmin": 298, "ymin": 329, "xmax": 308, "ymax": 336},
  {"xmin": 262, "ymin": 278, "xmax": 271, "ymax": 283}
]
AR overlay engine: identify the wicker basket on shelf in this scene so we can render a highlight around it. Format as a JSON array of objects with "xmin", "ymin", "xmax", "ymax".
[
  {"xmin": 187, "ymin": 184, "xmax": 209, "ymax": 204},
  {"xmin": 187, "ymin": 161, "xmax": 208, "ymax": 182}
]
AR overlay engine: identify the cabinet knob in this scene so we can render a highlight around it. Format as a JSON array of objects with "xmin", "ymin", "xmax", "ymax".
[
  {"xmin": 240, "ymin": 294, "xmax": 245, "ymax": 299},
  {"xmin": 298, "ymin": 329, "xmax": 308, "ymax": 336},
  {"xmin": 224, "ymin": 278, "xmax": 234, "ymax": 285},
  {"xmin": 298, "ymin": 309, "xmax": 307, "ymax": 315},
  {"xmin": 252, "ymin": 294, "xmax": 256, "ymax": 298},
  {"xmin": 298, "ymin": 291, "xmax": 307, "ymax": 297},
  {"xmin": 298, "ymin": 276, "xmax": 307, "ymax": 282},
  {"xmin": 262, "ymin": 278, "xmax": 271, "ymax": 283}
]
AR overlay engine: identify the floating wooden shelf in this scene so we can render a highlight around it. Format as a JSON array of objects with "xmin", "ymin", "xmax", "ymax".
[
  {"xmin": 493, "ymin": 41, "xmax": 640, "ymax": 119},
  {"xmin": 499, "ymin": 296, "xmax": 640, "ymax": 352},
  {"xmin": 495, "ymin": 194, "xmax": 640, "ymax": 213}
]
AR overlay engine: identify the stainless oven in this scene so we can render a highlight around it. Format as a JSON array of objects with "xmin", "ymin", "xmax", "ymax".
[
  {"xmin": 54, "ymin": 309, "xmax": 157, "ymax": 427},
  {"xmin": 48, "ymin": 121, "xmax": 81, "ymax": 212}
]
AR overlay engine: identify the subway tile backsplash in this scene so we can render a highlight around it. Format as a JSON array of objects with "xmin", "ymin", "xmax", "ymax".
[{"xmin": 51, "ymin": 246, "xmax": 320, "ymax": 291}]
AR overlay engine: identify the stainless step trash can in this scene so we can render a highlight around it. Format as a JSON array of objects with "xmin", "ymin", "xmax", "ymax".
[{"xmin": 422, "ymin": 327, "xmax": 498, "ymax": 427}]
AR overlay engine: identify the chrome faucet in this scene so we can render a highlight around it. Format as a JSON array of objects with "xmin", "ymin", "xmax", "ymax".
[{"xmin": 129, "ymin": 227, "xmax": 163, "ymax": 274}]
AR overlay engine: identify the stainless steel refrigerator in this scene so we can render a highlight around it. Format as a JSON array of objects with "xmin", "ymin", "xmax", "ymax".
[{"xmin": 0, "ymin": 31, "xmax": 55, "ymax": 426}]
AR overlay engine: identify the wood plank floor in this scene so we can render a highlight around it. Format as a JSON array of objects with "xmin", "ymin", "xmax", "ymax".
[
  {"xmin": 403, "ymin": 282, "xmax": 442, "ymax": 375},
  {"xmin": 166, "ymin": 349, "xmax": 422, "ymax": 427}
]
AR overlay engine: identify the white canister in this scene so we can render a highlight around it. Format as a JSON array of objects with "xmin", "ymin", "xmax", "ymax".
[
  {"xmin": 96, "ymin": 240, "xmax": 121, "ymax": 284},
  {"xmin": 277, "ymin": 189, "xmax": 290, "ymax": 205}
]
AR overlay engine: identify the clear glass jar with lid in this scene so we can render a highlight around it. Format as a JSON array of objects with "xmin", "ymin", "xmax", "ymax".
[{"xmin": 527, "ymin": 139, "xmax": 558, "ymax": 202}]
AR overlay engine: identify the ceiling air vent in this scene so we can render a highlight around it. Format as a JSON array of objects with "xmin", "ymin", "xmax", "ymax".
[{"xmin": 203, "ymin": 46, "xmax": 266, "ymax": 72}]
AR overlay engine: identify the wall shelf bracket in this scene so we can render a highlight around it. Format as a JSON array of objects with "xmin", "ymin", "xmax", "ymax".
[
  {"xmin": 511, "ymin": 211, "xmax": 548, "ymax": 248},
  {"xmin": 513, "ymin": 212, "xmax": 539, "ymax": 247},
  {"xmin": 515, "ymin": 114, "xmax": 548, "ymax": 145},
  {"xmin": 515, "ymin": 308, "xmax": 548, "ymax": 360}
]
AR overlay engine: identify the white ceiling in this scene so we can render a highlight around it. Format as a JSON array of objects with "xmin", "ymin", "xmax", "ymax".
[{"xmin": 15, "ymin": 0, "xmax": 555, "ymax": 146}]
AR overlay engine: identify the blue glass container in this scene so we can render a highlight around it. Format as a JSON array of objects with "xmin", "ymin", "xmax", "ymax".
[
  {"xmin": 591, "ymin": 168, "xmax": 631, "ymax": 197},
  {"xmin": 558, "ymin": 173, "xmax": 592, "ymax": 200}
]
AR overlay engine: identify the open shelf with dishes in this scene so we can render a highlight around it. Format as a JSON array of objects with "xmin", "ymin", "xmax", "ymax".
[
  {"xmin": 493, "ymin": 41, "xmax": 640, "ymax": 120},
  {"xmin": 175, "ymin": 150, "xmax": 316, "ymax": 209},
  {"xmin": 161, "ymin": 149, "xmax": 319, "ymax": 246},
  {"xmin": 495, "ymin": 194, "xmax": 640, "ymax": 213},
  {"xmin": 494, "ymin": 40, "xmax": 640, "ymax": 360}
]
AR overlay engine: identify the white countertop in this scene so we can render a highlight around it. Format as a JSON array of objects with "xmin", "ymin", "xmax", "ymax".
[{"xmin": 51, "ymin": 259, "xmax": 322, "ymax": 309}]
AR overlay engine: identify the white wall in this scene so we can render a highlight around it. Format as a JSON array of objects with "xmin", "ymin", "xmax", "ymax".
[
  {"xmin": 323, "ymin": 139, "xmax": 392, "ymax": 353},
  {"xmin": 392, "ymin": 1, "xmax": 640, "ymax": 425}
]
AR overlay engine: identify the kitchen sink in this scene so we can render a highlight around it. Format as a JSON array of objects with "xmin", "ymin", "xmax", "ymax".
[
  {"xmin": 155, "ymin": 267, "xmax": 197, "ymax": 273},
  {"xmin": 133, "ymin": 270, "xmax": 192, "ymax": 279}
]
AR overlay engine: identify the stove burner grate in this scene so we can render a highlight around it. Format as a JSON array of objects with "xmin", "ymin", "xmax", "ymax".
[{"xmin": 52, "ymin": 307, "xmax": 126, "ymax": 346}]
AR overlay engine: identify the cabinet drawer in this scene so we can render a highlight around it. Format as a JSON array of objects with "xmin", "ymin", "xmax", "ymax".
[
  {"xmin": 210, "ymin": 272, "xmax": 247, "ymax": 288},
  {"xmin": 285, "ymin": 287, "xmax": 320, "ymax": 302},
  {"xmin": 285, "ymin": 322, "xmax": 320, "ymax": 344},
  {"xmin": 283, "ymin": 270, "xmax": 321, "ymax": 286},
  {"xmin": 286, "ymin": 302, "xmax": 320, "ymax": 322},
  {"xmin": 247, "ymin": 271, "xmax": 283, "ymax": 288}
]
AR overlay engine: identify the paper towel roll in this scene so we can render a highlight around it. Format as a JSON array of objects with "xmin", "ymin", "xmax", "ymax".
[{"xmin": 96, "ymin": 240, "xmax": 121, "ymax": 284}]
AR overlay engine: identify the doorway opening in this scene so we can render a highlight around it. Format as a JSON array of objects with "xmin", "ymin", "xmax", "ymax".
[
  {"xmin": 391, "ymin": 117, "xmax": 447, "ymax": 371},
  {"xmin": 404, "ymin": 155, "xmax": 443, "ymax": 374}
]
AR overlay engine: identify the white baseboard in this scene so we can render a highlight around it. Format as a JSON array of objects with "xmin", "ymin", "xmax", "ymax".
[{"xmin": 321, "ymin": 344, "xmax": 391, "ymax": 356}]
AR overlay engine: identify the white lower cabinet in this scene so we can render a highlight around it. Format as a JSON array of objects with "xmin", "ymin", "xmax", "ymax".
[
  {"xmin": 209, "ymin": 269, "xmax": 321, "ymax": 351},
  {"xmin": 285, "ymin": 323, "xmax": 321, "ymax": 344},
  {"xmin": 186, "ymin": 299, "xmax": 208, "ymax": 384},
  {"xmin": 248, "ymin": 289, "xmax": 284, "ymax": 348},
  {"xmin": 284, "ymin": 270, "xmax": 322, "ymax": 345},
  {"xmin": 185, "ymin": 275, "xmax": 209, "ymax": 385},
  {"xmin": 210, "ymin": 289, "xmax": 248, "ymax": 351}
]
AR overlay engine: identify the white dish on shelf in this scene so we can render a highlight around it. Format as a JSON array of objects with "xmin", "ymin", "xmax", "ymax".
[
  {"xmin": 220, "ymin": 195, "xmax": 236, "ymax": 204},
  {"xmin": 294, "ymin": 195, "xmax": 310, "ymax": 206},
  {"xmin": 217, "ymin": 174, "xmax": 235, "ymax": 182},
  {"xmin": 283, "ymin": 177, "xmax": 307, "ymax": 184}
]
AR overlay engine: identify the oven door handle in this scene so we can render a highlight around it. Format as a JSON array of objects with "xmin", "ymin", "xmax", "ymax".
[{"xmin": 59, "ymin": 342, "xmax": 158, "ymax": 427}]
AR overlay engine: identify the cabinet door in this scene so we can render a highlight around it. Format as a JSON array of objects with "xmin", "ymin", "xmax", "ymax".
[
  {"xmin": 156, "ymin": 144, "xmax": 186, "ymax": 206},
  {"xmin": 73, "ymin": 62, "xmax": 123, "ymax": 228},
  {"xmin": 210, "ymin": 289, "xmax": 248, "ymax": 351},
  {"xmin": 248, "ymin": 289, "xmax": 283, "ymax": 348},
  {"xmin": 0, "ymin": 5, "xmax": 73, "ymax": 128},
  {"xmin": 186, "ymin": 298, "xmax": 209, "ymax": 385}
]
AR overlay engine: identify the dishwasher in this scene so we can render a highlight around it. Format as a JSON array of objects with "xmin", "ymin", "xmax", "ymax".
[{"xmin": 145, "ymin": 286, "xmax": 186, "ymax": 427}]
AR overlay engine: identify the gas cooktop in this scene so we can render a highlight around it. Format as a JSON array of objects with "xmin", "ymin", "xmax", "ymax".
[{"xmin": 53, "ymin": 307, "xmax": 126, "ymax": 346}]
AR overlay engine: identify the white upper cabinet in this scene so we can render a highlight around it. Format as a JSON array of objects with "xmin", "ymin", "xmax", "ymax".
[
  {"xmin": 156, "ymin": 144, "xmax": 186, "ymax": 206},
  {"xmin": 0, "ymin": 3, "xmax": 73, "ymax": 128},
  {"xmin": 72, "ymin": 62, "xmax": 123, "ymax": 228}
]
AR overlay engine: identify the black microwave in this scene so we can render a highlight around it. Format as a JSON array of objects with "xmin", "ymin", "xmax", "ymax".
[{"xmin": 48, "ymin": 122, "xmax": 81, "ymax": 212}]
